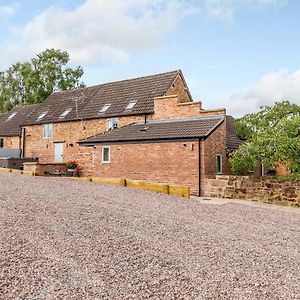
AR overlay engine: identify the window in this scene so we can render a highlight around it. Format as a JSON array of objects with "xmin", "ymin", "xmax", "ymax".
[
  {"xmin": 0, "ymin": 138, "xmax": 3, "ymax": 148},
  {"xmin": 124, "ymin": 100, "xmax": 138, "ymax": 111},
  {"xmin": 216, "ymin": 154, "xmax": 222, "ymax": 175},
  {"xmin": 102, "ymin": 146, "xmax": 110, "ymax": 163},
  {"xmin": 6, "ymin": 112, "xmax": 17, "ymax": 121},
  {"xmin": 99, "ymin": 103, "xmax": 111, "ymax": 114},
  {"xmin": 60, "ymin": 108, "xmax": 72, "ymax": 119},
  {"xmin": 107, "ymin": 118, "xmax": 118, "ymax": 131},
  {"xmin": 43, "ymin": 124, "xmax": 53, "ymax": 138},
  {"xmin": 37, "ymin": 111, "xmax": 48, "ymax": 121}
]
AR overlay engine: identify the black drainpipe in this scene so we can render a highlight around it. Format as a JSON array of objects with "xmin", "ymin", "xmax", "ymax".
[
  {"xmin": 198, "ymin": 138, "xmax": 202, "ymax": 197},
  {"xmin": 21, "ymin": 128, "xmax": 26, "ymax": 158}
]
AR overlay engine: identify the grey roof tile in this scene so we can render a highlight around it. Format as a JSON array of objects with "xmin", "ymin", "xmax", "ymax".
[
  {"xmin": 226, "ymin": 116, "xmax": 242, "ymax": 151},
  {"xmin": 0, "ymin": 104, "xmax": 40, "ymax": 136},
  {"xmin": 79, "ymin": 116, "xmax": 225, "ymax": 144},
  {"xmin": 22, "ymin": 70, "xmax": 180, "ymax": 125}
]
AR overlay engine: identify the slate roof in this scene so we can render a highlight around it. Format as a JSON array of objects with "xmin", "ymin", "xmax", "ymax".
[
  {"xmin": 79, "ymin": 116, "xmax": 225, "ymax": 145},
  {"xmin": 22, "ymin": 70, "xmax": 183, "ymax": 126},
  {"xmin": 0, "ymin": 104, "xmax": 39, "ymax": 136},
  {"xmin": 226, "ymin": 116, "xmax": 242, "ymax": 151}
]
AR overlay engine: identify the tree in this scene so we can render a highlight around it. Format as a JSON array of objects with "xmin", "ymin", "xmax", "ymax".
[
  {"xmin": 230, "ymin": 101, "xmax": 300, "ymax": 175},
  {"xmin": 0, "ymin": 49, "xmax": 85, "ymax": 112}
]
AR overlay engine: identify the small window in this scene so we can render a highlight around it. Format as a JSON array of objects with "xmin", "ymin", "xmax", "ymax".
[
  {"xmin": 216, "ymin": 154, "xmax": 222, "ymax": 175},
  {"xmin": 37, "ymin": 111, "xmax": 48, "ymax": 121},
  {"xmin": 124, "ymin": 100, "xmax": 138, "ymax": 111},
  {"xmin": 99, "ymin": 103, "xmax": 111, "ymax": 114},
  {"xmin": 43, "ymin": 124, "xmax": 53, "ymax": 138},
  {"xmin": 60, "ymin": 108, "xmax": 72, "ymax": 119},
  {"xmin": 102, "ymin": 146, "xmax": 110, "ymax": 163},
  {"xmin": 6, "ymin": 112, "xmax": 17, "ymax": 121},
  {"xmin": 107, "ymin": 118, "xmax": 118, "ymax": 131},
  {"xmin": 0, "ymin": 138, "xmax": 3, "ymax": 148}
]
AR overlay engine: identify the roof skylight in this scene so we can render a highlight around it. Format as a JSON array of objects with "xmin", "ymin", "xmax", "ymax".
[
  {"xmin": 36, "ymin": 111, "xmax": 48, "ymax": 121},
  {"xmin": 60, "ymin": 108, "xmax": 72, "ymax": 119},
  {"xmin": 6, "ymin": 112, "xmax": 17, "ymax": 121},
  {"xmin": 99, "ymin": 103, "xmax": 111, "ymax": 114},
  {"xmin": 124, "ymin": 100, "xmax": 138, "ymax": 111}
]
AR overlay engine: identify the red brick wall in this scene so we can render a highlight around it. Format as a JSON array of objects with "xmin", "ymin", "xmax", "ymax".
[
  {"xmin": 3, "ymin": 136, "xmax": 20, "ymax": 148},
  {"xmin": 23, "ymin": 115, "xmax": 145, "ymax": 175},
  {"xmin": 202, "ymin": 120, "xmax": 231, "ymax": 180},
  {"xmin": 90, "ymin": 141, "xmax": 200, "ymax": 195},
  {"xmin": 152, "ymin": 95, "xmax": 226, "ymax": 121},
  {"xmin": 165, "ymin": 74, "xmax": 192, "ymax": 103},
  {"xmin": 152, "ymin": 96, "xmax": 203, "ymax": 120}
]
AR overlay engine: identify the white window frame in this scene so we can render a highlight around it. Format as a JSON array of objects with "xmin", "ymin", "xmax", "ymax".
[
  {"xmin": 124, "ymin": 100, "xmax": 138, "ymax": 111},
  {"xmin": 102, "ymin": 146, "xmax": 110, "ymax": 163},
  {"xmin": 216, "ymin": 154, "xmax": 223, "ymax": 175},
  {"xmin": 6, "ymin": 112, "xmax": 17, "ymax": 121},
  {"xmin": 43, "ymin": 123, "xmax": 53, "ymax": 138},
  {"xmin": 107, "ymin": 117, "xmax": 118, "ymax": 131},
  {"xmin": 37, "ymin": 111, "xmax": 48, "ymax": 121},
  {"xmin": 99, "ymin": 103, "xmax": 111, "ymax": 114},
  {"xmin": 60, "ymin": 108, "xmax": 72, "ymax": 119}
]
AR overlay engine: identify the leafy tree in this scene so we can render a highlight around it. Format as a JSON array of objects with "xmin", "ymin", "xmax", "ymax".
[
  {"xmin": 230, "ymin": 101, "xmax": 300, "ymax": 175},
  {"xmin": 0, "ymin": 49, "xmax": 85, "ymax": 112}
]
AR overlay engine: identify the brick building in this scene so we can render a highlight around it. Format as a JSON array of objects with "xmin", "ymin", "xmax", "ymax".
[
  {"xmin": 79, "ymin": 116, "xmax": 240, "ymax": 196},
  {"xmin": 0, "ymin": 104, "xmax": 39, "ymax": 151},
  {"xmin": 21, "ymin": 70, "xmax": 193, "ymax": 171},
  {"xmin": 17, "ymin": 69, "xmax": 240, "ymax": 193}
]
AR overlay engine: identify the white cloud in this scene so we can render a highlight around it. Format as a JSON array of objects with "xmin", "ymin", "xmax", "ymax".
[
  {"xmin": 0, "ymin": 3, "xmax": 20, "ymax": 18},
  {"xmin": 226, "ymin": 69, "xmax": 300, "ymax": 116},
  {"xmin": 0, "ymin": 0, "xmax": 192, "ymax": 67},
  {"xmin": 0, "ymin": 0, "xmax": 288, "ymax": 68}
]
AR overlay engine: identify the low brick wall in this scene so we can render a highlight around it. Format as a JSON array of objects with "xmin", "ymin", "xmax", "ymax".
[
  {"xmin": 205, "ymin": 175, "xmax": 300, "ymax": 207},
  {"xmin": 23, "ymin": 162, "xmax": 67, "ymax": 176}
]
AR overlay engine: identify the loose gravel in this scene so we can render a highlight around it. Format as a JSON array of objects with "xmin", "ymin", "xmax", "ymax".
[{"xmin": 0, "ymin": 173, "xmax": 299, "ymax": 299}]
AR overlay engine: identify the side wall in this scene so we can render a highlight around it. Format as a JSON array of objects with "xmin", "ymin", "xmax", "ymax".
[
  {"xmin": 201, "ymin": 120, "xmax": 231, "ymax": 192},
  {"xmin": 165, "ymin": 74, "xmax": 192, "ymax": 103},
  {"xmin": 2, "ymin": 136, "xmax": 20, "ymax": 149},
  {"xmin": 153, "ymin": 95, "xmax": 226, "ymax": 121},
  {"xmin": 23, "ymin": 115, "xmax": 145, "ymax": 176},
  {"xmin": 90, "ymin": 141, "xmax": 200, "ymax": 195}
]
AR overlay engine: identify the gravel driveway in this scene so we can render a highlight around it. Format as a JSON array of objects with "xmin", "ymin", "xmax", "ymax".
[{"xmin": 0, "ymin": 173, "xmax": 299, "ymax": 299}]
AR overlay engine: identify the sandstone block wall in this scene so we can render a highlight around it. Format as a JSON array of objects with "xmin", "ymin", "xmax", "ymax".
[{"xmin": 205, "ymin": 175, "xmax": 300, "ymax": 207}]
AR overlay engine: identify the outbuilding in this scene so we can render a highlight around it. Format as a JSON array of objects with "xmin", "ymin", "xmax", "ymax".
[{"xmin": 80, "ymin": 115, "xmax": 240, "ymax": 196}]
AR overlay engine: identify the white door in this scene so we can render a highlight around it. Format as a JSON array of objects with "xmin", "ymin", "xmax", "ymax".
[{"xmin": 54, "ymin": 142, "xmax": 64, "ymax": 163}]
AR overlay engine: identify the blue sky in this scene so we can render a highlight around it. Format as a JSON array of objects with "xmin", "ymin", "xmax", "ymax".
[{"xmin": 0, "ymin": 0, "xmax": 300, "ymax": 116}]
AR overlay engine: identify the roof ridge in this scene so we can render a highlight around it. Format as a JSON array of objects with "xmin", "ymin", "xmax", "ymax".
[
  {"xmin": 135, "ymin": 115, "xmax": 224, "ymax": 125},
  {"xmin": 52, "ymin": 69, "xmax": 181, "ymax": 96}
]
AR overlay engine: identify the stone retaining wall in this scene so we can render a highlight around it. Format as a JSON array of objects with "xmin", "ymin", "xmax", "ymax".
[
  {"xmin": 205, "ymin": 175, "xmax": 300, "ymax": 207},
  {"xmin": 23, "ymin": 162, "xmax": 67, "ymax": 175}
]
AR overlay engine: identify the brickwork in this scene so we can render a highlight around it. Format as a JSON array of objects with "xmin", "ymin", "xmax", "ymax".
[
  {"xmin": 152, "ymin": 95, "xmax": 226, "ymax": 121},
  {"xmin": 90, "ymin": 141, "xmax": 200, "ymax": 195},
  {"xmin": 165, "ymin": 74, "xmax": 192, "ymax": 103},
  {"xmin": 203, "ymin": 120, "xmax": 231, "ymax": 177},
  {"xmin": 2, "ymin": 136, "xmax": 20, "ymax": 149},
  {"xmin": 152, "ymin": 96, "xmax": 202, "ymax": 120},
  {"xmin": 205, "ymin": 175, "xmax": 300, "ymax": 207},
  {"xmin": 23, "ymin": 115, "xmax": 145, "ymax": 172}
]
